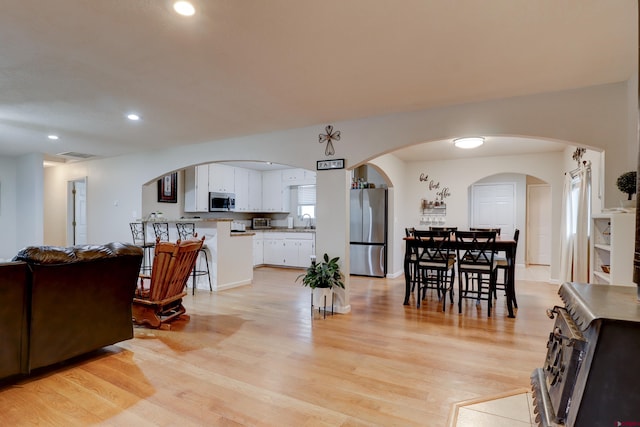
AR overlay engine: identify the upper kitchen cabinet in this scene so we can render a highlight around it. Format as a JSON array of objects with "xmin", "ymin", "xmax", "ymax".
[
  {"xmin": 262, "ymin": 170, "xmax": 290, "ymax": 212},
  {"xmin": 234, "ymin": 168, "xmax": 263, "ymax": 212},
  {"xmin": 184, "ymin": 165, "xmax": 209, "ymax": 212},
  {"xmin": 248, "ymin": 169, "xmax": 262, "ymax": 212},
  {"xmin": 209, "ymin": 163, "xmax": 235, "ymax": 193},
  {"xmin": 282, "ymin": 168, "xmax": 316, "ymax": 186}
]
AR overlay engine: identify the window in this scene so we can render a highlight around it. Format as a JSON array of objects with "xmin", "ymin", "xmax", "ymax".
[{"xmin": 297, "ymin": 185, "xmax": 316, "ymax": 219}]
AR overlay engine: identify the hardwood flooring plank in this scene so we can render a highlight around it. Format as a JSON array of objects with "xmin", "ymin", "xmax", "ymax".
[{"xmin": 0, "ymin": 267, "xmax": 561, "ymax": 426}]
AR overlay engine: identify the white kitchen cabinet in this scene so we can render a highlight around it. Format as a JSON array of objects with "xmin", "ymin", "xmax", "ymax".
[
  {"xmin": 590, "ymin": 212, "xmax": 635, "ymax": 286},
  {"xmin": 235, "ymin": 168, "xmax": 263, "ymax": 212},
  {"xmin": 209, "ymin": 163, "xmax": 235, "ymax": 193},
  {"xmin": 262, "ymin": 170, "xmax": 290, "ymax": 212},
  {"xmin": 263, "ymin": 235, "xmax": 284, "ymax": 265},
  {"xmin": 184, "ymin": 165, "xmax": 209, "ymax": 212},
  {"xmin": 297, "ymin": 238, "xmax": 315, "ymax": 267},
  {"xmin": 282, "ymin": 168, "xmax": 316, "ymax": 186},
  {"xmin": 248, "ymin": 169, "xmax": 262, "ymax": 212},
  {"xmin": 234, "ymin": 168, "xmax": 249, "ymax": 212},
  {"xmin": 262, "ymin": 232, "xmax": 315, "ymax": 267},
  {"xmin": 252, "ymin": 231, "xmax": 264, "ymax": 266}
]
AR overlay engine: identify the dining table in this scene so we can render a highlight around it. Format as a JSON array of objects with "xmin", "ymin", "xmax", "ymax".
[{"xmin": 403, "ymin": 234, "xmax": 518, "ymax": 318}]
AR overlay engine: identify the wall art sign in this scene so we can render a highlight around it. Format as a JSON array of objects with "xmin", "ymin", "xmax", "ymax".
[
  {"xmin": 317, "ymin": 159, "xmax": 345, "ymax": 170},
  {"xmin": 157, "ymin": 172, "xmax": 177, "ymax": 203},
  {"xmin": 419, "ymin": 172, "xmax": 451, "ymax": 215}
]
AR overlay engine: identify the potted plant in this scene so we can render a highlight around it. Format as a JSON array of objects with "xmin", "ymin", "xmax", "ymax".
[
  {"xmin": 616, "ymin": 171, "xmax": 637, "ymax": 203},
  {"xmin": 296, "ymin": 253, "xmax": 345, "ymax": 311}
]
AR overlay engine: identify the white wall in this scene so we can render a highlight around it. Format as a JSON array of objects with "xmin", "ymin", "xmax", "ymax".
[
  {"xmin": 16, "ymin": 154, "xmax": 44, "ymax": 251},
  {"xmin": 0, "ymin": 81, "xmax": 628, "ymax": 290},
  {"xmin": 0, "ymin": 157, "xmax": 17, "ymax": 261}
]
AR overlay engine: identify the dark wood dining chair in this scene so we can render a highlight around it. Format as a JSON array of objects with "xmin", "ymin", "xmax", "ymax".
[
  {"xmin": 454, "ymin": 230, "xmax": 498, "ymax": 317},
  {"xmin": 405, "ymin": 227, "xmax": 418, "ymax": 291},
  {"xmin": 470, "ymin": 227, "xmax": 501, "ymax": 236},
  {"xmin": 429, "ymin": 226, "xmax": 457, "ymax": 232},
  {"xmin": 414, "ymin": 230, "xmax": 456, "ymax": 311}
]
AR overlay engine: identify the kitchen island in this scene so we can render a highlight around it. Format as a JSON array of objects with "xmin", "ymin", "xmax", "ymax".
[{"xmin": 140, "ymin": 218, "xmax": 254, "ymax": 291}]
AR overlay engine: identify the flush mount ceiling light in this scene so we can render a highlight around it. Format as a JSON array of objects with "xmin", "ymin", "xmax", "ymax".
[
  {"xmin": 127, "ymin": 113, "xmax": 141, "ymax": 121},
  {"xmin": 173, "ymin": 1, "xmax": 195, "ymax": 16},
  {"xmin": 453, "ymin": 137, "xmax": 484, "ymax": 149},
  {"xmin": 47, "ymin": 135, "xmax": 59, "ymax": 140}
]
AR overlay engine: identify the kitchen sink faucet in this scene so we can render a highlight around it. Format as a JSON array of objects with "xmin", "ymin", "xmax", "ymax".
[{"xmin": 301, "ymin": 214, "xmax": 312, "ymax": 229}]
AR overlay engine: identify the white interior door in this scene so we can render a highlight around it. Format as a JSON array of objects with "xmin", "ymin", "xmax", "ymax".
[
  {"xmin": 471, "ymin": 183, "xmax": 515, "ymax": 238},
  {"xmin": 527, "ymin": 184, "xmax": 551, "ymax": 265}
]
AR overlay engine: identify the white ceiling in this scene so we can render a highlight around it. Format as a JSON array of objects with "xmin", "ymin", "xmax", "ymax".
[{"xmin": 0, "ymin": 1, "xmax": 635, "ymax": 163}]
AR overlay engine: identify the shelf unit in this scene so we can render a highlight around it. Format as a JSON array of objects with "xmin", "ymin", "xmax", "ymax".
[{"xmin": 590, "ymin": 212, "xmax": 635, "ymax": 286}]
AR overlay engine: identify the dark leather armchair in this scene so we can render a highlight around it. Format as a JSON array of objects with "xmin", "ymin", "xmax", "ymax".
[
  {"xmin": 0, "ymin": 262, "xmax": 29, "ymax": 379},
  {"xmin": 13, "ymin": 242, "xmax": 143, "ymax": 372}
]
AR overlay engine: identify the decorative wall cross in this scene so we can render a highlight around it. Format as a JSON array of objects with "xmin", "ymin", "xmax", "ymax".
[{"xmin": 318, "ymin": 125, "xmax": 341, "ymax": 156}]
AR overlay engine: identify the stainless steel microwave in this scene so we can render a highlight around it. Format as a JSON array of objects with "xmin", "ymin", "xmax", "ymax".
[{"xmin": 209, "ymin": 192, "xmax": 235, "ymax": 212}]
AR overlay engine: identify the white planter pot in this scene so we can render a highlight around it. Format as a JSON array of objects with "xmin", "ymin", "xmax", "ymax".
[{"xmin": 312, "ymin": 287, "xmax": 333, "ymax": 309}]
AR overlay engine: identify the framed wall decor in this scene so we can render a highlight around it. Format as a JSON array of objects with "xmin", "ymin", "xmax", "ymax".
[{"xmin": 157, "ymin": 172, "xmax": 177, "ymax": 203}]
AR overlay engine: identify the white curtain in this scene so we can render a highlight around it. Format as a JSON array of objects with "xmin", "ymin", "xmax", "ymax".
[
  {"xmin": 559, "ymin": 164, "xmax": 591, "ymax": 283},
  {"xmin": 559, "ymin": 174, "xmax": 574, "ymax": 282}
]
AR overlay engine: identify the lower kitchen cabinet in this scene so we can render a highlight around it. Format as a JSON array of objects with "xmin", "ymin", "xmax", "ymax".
[
  {"xmin": 261, "ymin": 232, "xmax": 315, "ymax": 268},
  {"xmin": 252, "ymin": 231, "xmax": 263, "ymax": 266}
]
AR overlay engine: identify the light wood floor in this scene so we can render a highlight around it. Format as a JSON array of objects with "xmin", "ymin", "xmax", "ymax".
[{"xmin": 0, "ymin": 267, "xmax": 561, "ymax": 426}]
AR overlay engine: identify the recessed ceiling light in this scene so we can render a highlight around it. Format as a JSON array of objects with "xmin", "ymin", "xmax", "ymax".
[
  {"xmin": 173, "ymin": 1, "xmax": 195, "ymax": 16},
  {"xmin": 48, "ymin": 135, "xmax": 59, "ymax": 140},
  {"xmin": 453, "ymin": 137, "xmax": 484, "ymax": 149},
  {"xmin": 127, "ymin": 113, "xmax": 141, "ymax": 121}
]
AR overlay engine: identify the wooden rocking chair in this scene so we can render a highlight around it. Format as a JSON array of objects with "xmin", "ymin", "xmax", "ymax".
[{"xmin": 132, "ymin": 237, "xmax": 205, "ymax": 329}]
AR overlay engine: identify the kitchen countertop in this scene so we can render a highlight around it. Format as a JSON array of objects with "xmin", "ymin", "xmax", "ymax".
[
  {"xmin": 140, "ymin": 217, "xmax": 233, "ymax": 223},
  {"xmin": 230, "ymin": 231, "xmax": 255, "ymax": 237},
  {"xmin": 250, "ymin": 227, "xmax": 315, "ymax": 233}
]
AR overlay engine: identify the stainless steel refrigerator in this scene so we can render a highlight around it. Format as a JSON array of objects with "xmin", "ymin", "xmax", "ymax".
[{"xmin": 350, "ymin": 188, "xmax": 387, "ymax": 277}]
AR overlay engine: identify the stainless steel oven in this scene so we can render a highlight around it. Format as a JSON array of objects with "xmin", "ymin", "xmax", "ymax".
[{"xmin": 209, "ymin": 192, "xmax": 235, "ymax": 212}]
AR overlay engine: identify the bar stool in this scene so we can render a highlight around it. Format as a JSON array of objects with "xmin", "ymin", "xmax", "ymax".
[
  {"xmin": 176, "ymin": 222, "xmax": 212, "ymax": 294},
  {"xmin": 129, "ymin": 222, "xmax": 154, "ymax": 273},
  {"xmin": 152, "ymin": 222, "xmax": 170, "ymax": 242}
]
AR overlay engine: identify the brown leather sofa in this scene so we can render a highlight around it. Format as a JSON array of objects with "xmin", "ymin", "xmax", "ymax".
[{"xmin": 0, "ymin": 242, "xmax": 142, "ymax": 381}]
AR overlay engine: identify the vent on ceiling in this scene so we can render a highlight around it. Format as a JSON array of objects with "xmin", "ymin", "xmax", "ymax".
[{"xmin": 56, "ymin": 151, "xmax": 96, "ymax": 159}]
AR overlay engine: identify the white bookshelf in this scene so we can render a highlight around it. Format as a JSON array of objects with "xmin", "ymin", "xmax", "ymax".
[{"xmin": 590, "ymin": 212, "xmax": 635, "ymax": 286}]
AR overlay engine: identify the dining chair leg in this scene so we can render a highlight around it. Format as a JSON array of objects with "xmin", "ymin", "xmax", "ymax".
[
  {"xmin": 449, "ymin": 269, "xmax": 455, "ymax": 304},
  {"xmin": 457, "ymin": 275, "xmax": 463, "ymax": 314}
]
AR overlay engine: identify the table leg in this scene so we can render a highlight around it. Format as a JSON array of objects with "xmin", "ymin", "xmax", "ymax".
[{"xmin": 403, "ymin": 241, "xmax": 411, "ymax": 305}]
